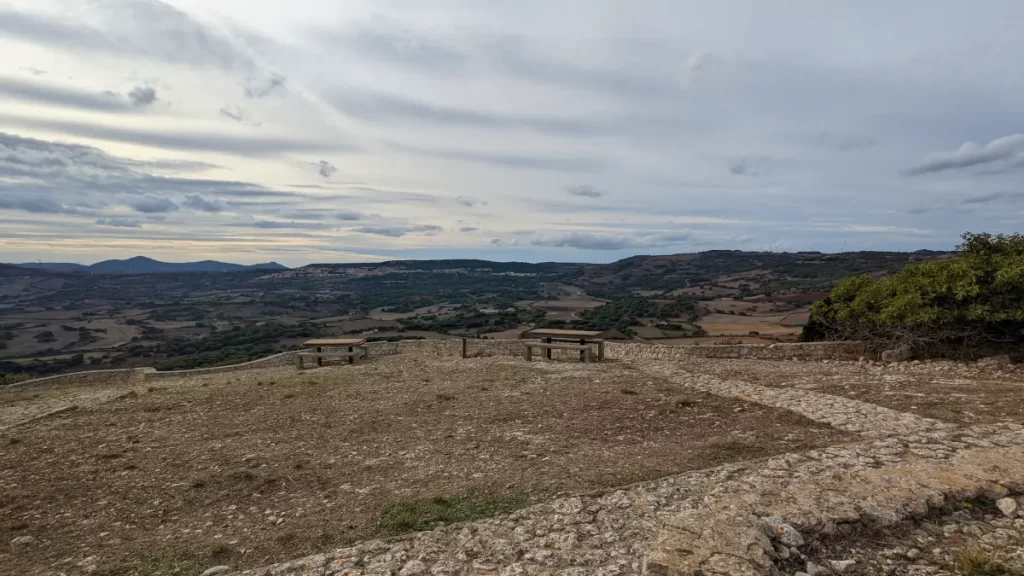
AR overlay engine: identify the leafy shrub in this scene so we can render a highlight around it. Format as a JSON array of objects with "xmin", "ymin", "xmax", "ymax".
[{"xmin": 802, "ymin": 232, "xmax": 1024, "ymax": 356}]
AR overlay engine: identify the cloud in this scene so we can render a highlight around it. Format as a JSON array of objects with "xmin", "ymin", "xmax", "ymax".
[
  {"xmin": 329, "ymin": 91, "xmax": 600, "ymax": 136},
  {"xmin": 961, "ymin": 192, "xmax": 1024, "ymax": 205},
  {"xmin": 904, "ymin": 134, "xmax": 1024, "ymax": 176},
  {"xmin": 0, "ymin": 4, "xmax": 254, "ymax": 70},
  {"xmin": 0, "ymin": 195, "xmax": 89, "ymax": 215},
  {"xmin": 182, "ymin": 193, "xmax": 225, "ymax": 213},
  {"xmin": 244, "ymin": 73, "xmax": 287, "ymax": 99},
  {"xmin": 566, "ymin": 185, "xmax": 604, "ymax": 198},
  {"xmin": 460, "ymin": 226, "xmax": 479, "ymax": 232},
  {"xmin": 95, "ymin": 218, "xmax": 142, "ymax": 228},
  {"xmin": 0, "ymin": 77, "xmax": 132, "ymax": 112},
  {"xmin": 355, "ymin": 224, "xmax": 443, "ymax": 237},
  {"xmin": 530, "ymin": 231, "xmax": 692, "ymax": 251},
  {"xmin": 20, "ymin": 67, "xmax": 46, "ymax": 76},
  {"xmin": 315, "ymin": 160, "xmax": 337, "ymax": 178},
  {"xmin": 392, "ymin": 142, "xmax": 605, "ymax": 173},
  {"xmin": 455, "ymin": 195, "xmax": 483, "ymax": 207},
  {"xmin": 127, "ymin": 86, "xmax": 158, "ymax": 107},
  {"xmin": 236, "ymin": 220, "xmax": 330, "ymax": 230},
  {"xmin": 130, "ymin": 196, "xmax": 178, "ymax": 213},
  {"xmin": 335, "ymin": 210, "xmax": 364, "ymax": 221},
  {"xmin": 0, "ymin": 116, "xmax": 350, "ymax": 156},
  {"xmin": 326, "ymin": 23, "xmax": 469, "ymax": 74}
]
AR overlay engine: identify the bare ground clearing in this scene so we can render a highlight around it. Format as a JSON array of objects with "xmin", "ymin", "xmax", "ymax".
[{"xmin": 0, "ymin": 357, "xmax": 851, "ymax": 575}]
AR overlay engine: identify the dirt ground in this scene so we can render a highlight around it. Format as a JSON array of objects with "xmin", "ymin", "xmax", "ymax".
[
  {"xmin": 0, "ymin": 356, "xmax": 852, "ymax": 575},
  {"xmin": 696, "ymin": 312, "xmax": 803, "ymax": 338},
  {"xmin": 696, "ymin": 358, "xmax": 1024, "ymax": 426}
]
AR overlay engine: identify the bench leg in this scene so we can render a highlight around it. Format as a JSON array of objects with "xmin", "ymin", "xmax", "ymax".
[
  {"xmin": 598, "ymin": 341, "xmax": 605, "ymax": 361},
  {"xmin": 579, "ymin": 338, "xmax": 586, "ymax": 362},
  {"xmin": 317, "ymin": 346, "xmax": 323, "ymax": 367},
  {"xmin": 544, "ymin": 337, "xmax": 552, "ymax": 360},
  {"xmin": 295, "ymin": 354, "xmax": 303, "ymax": 370},
  {"xmin": 583, "ymin": 348, "xmax": 592, "ymax": 363},
  {"xmin": 525, "ymin": 345, "xmax": 532, "ymax": 361}
]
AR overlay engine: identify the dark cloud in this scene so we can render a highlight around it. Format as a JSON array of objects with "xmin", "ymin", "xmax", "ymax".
[
  {"xmin": 95, "ymin": 218, "xmax": 142, "ymax": 228},
  {"xmin": 391, "ymin": 142, "xmax": 605, "ymax": 173},
  {"xmin": 182, "ymin": 194, "xmax": 225, "ymax": 213},
  {"xmin": 0, "ymin": 195, "xmax": 89, "ymax": 215},
  {"xmin": 961, "ymin": 192, "xmax": 1024, "ymax": 205},
  {"xmin": 127, "ymin": 86, "xmax": 158, "ymax": 107},
  {"xmin": 566, "ymin": 185, "xmax": 604, "ymax": 198},
  {"xmin": 904, "ymin": 134, "xmax": 1024, "ymax": 176},
  {"xmin": 314, "ymin": 160, "xmax": 337, "ymax": 178},
  {"xmin": 329, "ymin": 92, "xmax": 600, "ymax": 136},
  {"xmin": 460, "ymin": 226, "xmax": 479, "ymax": 232},
  {"xmin": 0, "ymin": 77, "xmax": 132, "ymax": 112},
  {"xmin": 530, "ymin": 231, "xmax": 692, "ymax": 250},
  {"xmin": 130, "ymin": 196, "xmax": 179, "ymax": 213},
  {"xmin": 0, "ymin": 115, "xmax": 351, "ymax": 156},
  {"xmin": 218, "ymin": 106, "xmax": 260, "ymax": 126},
  {"xmin": 335, "ymin": 210, "xmax": 364, "ymax": 221},
  {"xmin": 244, "ymin": 73, "xmax": 287, "ymax": 99},
  {"xmin": 354, "ymin": 224, "xmax": 443, "ymax": 237}
]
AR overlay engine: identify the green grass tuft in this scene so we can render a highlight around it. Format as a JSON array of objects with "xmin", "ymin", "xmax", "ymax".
[
  {"xmin": 954, "ymin": 549, "xmax": 1024, "ymax": 576},
  {"xmin": 374, "ymin": 491, "xmax": 528, "ymax": 537}
]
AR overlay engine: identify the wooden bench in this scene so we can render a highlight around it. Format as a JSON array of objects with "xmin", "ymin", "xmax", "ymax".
[
  {"xmin": 520, "ymin": 329, "xmax": 606, "ymax": 361},
  {"xmin": 296, "ymin": 338, "xmax": 368, "ymax": 370},
  {"xmin": 524, "ymin": 341, "xmax": 594, "ymax": 363}
]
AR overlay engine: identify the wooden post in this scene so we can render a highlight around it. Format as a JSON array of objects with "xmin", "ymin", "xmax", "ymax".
[
  {"xmin": 544, "ymin": 337, "xmax": 552, "ymax": 360},
  {"xmin": 525, "ymin": 343, "xmax": 532, "ymax": 361},
  {"xmin": 295, "ymin": 354, "xmax": 303, "ymax": 370},
  {"xmin": 579, "ymin": 338, "xmax": 586, "ymax": 362},
  {"xmin": 462, "ymin": 337, "xmax": 468, "ymax": 359},
  {"xmin": 348, "ymin": 346, "xmax": 354, "ymax": 365},
  {"xmin": 583, "ymin": 347, "xmax": 592, "ymax": 363},
  {"xmin": 317, "ymin": 346, "xmax": 323, "ymax": 367},
  {"xmin": 598, "ymin": 341, "xmax": 605, "ymax": 361}
]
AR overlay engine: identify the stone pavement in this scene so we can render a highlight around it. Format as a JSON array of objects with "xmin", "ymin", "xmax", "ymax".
[{"xmin": 227, "ymin": 360, "xmax": 1024, "ymax": 576}]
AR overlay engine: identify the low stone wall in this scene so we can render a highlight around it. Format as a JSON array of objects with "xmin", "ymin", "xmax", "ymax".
[
  {"xmin": 3, "ymin": 367, "xmax": 150, "ymax": 391},
  {"xmin": 3, "ymin": 340, "xmax": 869, "ymax": 390},
  {"xmin": 144, "ymin": 351, "xmax": 299, "ymax": 380},
  {"xmin": 604, "ymin": 341, "xmax": 867, "ymax": 361}
]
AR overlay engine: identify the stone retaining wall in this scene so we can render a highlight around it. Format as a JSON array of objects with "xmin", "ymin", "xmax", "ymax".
[
  {"xmin": 143, "ymin": 351, "xmax": 299, "ymax": 380},
  {"xmin": 2, "ymin": 367, "xmax": 150, "ymax": 391},
  {"xmin": 3, "ymin": 340, "xmax": 868, "ymax": 389}
]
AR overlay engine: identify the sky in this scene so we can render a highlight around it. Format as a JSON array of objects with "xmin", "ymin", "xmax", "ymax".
[{"xmin": 1, "ymin": 0, "xmax": 1023, "ymax": 266}]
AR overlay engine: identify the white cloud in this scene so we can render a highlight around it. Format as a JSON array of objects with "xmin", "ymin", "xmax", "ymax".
[{"xmin": 904, "ymin": 134, "xmax": 1024, "ymax": 175}]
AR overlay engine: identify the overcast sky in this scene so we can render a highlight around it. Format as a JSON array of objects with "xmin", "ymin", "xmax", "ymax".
[{"xmin": 1, "ymin": 0, "xmax": 1022, "ymax": 266}]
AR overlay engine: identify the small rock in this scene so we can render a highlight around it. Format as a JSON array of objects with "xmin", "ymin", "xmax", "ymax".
[
  {"xmin": 830, "ymin": 559, "xmax": 857, "ymax": 573},
  {"xmin": 200, "ymin": 567, "xmax": 231, "ymax": 576},
  {"xmin": 794, "ymin": 573, "xmax": 811, "ymax": 576},
  {"xmin": 997, "ymin": 497, "xmax": 1019, "ymax": 518},
  {"xmin": 10, "ymin": 535, "xmax": 36, "ymax": 547},
  {"xmin": 805, "ymin": 561, "xmax": 828, "ymax": 576},
  {"xmin": 398, "ymin": 560, "xmax": 427, "ymax": 575},
  {"xmin": 773, "ymin": 543, "xmax": 790, "ymax": 559},
  {"xmin": 762, "ymin": 516, "xmax": 805, "ymax": 547}
]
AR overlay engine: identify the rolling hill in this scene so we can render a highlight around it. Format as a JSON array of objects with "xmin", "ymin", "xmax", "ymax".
[{"xmin": 16, "ymin": 256, "xmax": 288, "ymax": 274}]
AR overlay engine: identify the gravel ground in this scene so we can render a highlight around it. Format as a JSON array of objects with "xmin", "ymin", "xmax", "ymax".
[{"xmin": 0, "ymin": 356, "xmax": 851, "ymax": 575}]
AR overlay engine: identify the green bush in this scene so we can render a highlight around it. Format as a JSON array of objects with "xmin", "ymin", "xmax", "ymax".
[{"xmin": 802, "ymin": 232, "xmax": 1024, "ymax": 355}]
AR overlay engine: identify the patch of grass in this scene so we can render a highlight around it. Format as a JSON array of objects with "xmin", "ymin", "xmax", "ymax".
[
  {"xmin": 93, "ymin": 552, "xmax": 214, "ymax": 576},
  {"xmin": 374, "ymin": 491, "xmax": 528, "ymax": 537},
  {"xmin": 954, "ymin": 550, "xmax": 1023, "ymax": 576}
]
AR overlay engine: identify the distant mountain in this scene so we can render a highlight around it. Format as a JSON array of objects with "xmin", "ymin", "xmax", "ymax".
[
  {"xmin": 0, "ymin": 263, "xmax": 40, "ymax": 276},
  {"xmin": 17, "ymin": 256, "xmax": 288, "ymax": 274}
]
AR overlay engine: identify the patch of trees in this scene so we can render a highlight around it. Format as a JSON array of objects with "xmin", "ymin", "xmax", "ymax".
[
  {"xmin": 33, "ymin": 331, "xmax": 56, "ymax": 343},
  {"xmin": 801, "ymin": 233, "xmax": 1024, "ymax": 358},
  {"xmin": 573, "ymin": 296, "xmax": 698, "ymax": 333},
  {"xmin": 0, "ymin": 353, "xmax": 86, "ymax": 381},
  {"xmin": 152, "ymin": 321, "xmax": 320, "ymax": 371}
]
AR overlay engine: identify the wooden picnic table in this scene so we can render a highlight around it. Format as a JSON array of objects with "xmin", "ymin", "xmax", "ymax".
[
  {"xmin": 520, "ymin": 329, "xmax": 605, "ymax": 361},
  {"xmin": 297, "ymin": 338, "xmax": 368, "ymax": 369}
]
